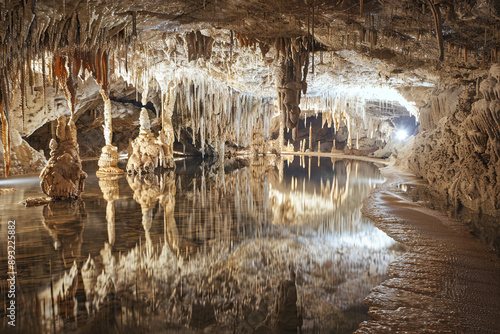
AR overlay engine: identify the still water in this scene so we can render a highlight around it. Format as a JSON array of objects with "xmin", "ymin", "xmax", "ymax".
[{"xmin": 0, "ymin": 156, "xmax": 405, "ymax": 333}]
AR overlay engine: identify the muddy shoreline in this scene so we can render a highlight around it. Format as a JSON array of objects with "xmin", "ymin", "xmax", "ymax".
[{"xmin": 357, "ymin": 167, "xmax": 500, "ymax": 333}]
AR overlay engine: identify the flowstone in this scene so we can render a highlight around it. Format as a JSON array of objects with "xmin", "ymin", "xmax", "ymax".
[{"xmin": 40, "ymin": 115, "xmax": 87, "ymax": 199}]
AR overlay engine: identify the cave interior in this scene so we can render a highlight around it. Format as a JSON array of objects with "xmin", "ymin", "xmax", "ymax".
[{"xmin": 1, "ymin": 0, "xmax": 500, "ymax": 333}]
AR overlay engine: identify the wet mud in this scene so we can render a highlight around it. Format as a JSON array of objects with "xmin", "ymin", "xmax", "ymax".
[{"xmin": 357, "ymin": 168, "xmax": 500, "ymax": 333}]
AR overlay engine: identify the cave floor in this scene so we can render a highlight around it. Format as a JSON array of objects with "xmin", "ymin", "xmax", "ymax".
[{"xmin": 358, "ymin": 167, "xmax": 500, "ymax": 333}]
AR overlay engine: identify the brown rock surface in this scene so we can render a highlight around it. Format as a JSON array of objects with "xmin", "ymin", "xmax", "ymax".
[{"xmin": 407, "ymin": 64, "xmax": 500, "ymax": 217}]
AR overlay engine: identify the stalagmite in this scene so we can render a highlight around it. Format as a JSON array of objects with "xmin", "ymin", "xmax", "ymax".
[
  {"xmin": 127, "ymin": 105, "xmax": 174, "ymax": 174},
  {"xmin": 40, "ymin": 115, "xmax": 87, "ymax": 199},
  {"xmin": 97, "ymin": 88, "xmax": 124, "ymax": 176}
]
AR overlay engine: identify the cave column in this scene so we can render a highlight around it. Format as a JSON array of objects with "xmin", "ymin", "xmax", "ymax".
[{"xmin": 96, "ymin": 88, "xmax": 124, "ymax": 176}]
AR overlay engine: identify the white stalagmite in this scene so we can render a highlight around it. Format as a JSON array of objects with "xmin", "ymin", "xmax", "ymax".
[{"xmin": 97, "ymin": 88, "xmax": 124, "ymax": 176}]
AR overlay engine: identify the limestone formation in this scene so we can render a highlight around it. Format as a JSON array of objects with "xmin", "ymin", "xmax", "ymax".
[
  {"xmin": 127, "ymin": 108, "xmax": 174, "ymax": 174},
  {"xmin": 40, "ymin": 115, "xmax": 87, "ymax": 199},
  {"xmin": 276, "ymin": 37, "xmax": 310, "ymax": 136},
  {"xmin": 97, "ymin": 144, "xmax": 124, "ymax": 176},
  {"xmin": 407, "ymin": 64, "xmax": 500, "ymax": 217},
  {"xmin": 0, "ymin": 128, "xmax": 47, "ymax": 176},
  {"xmin": 96, "ymin": 88, "xmax": 124, "ymax": 176}
]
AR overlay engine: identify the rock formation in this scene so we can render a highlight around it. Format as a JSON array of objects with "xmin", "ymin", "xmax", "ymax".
[
  {"xmin": 0, "ymin": 128, "xmax": 47, "ymax": 176},
  {"xmin": 127, "ymin": 108, "xmax": 174, "ymax": 174},
  {"xmin": 40, "ymin": 115, "xmax": 87, "ymax": 199},
  {"xmin": 407, "ymin": 64, "xmax": 500, "ymax": 217},
  {"xmin": 96, "ymin": 88, "xmax": 124, "ymax": 176},
  {"xmin": 276, "ymin": 37, "xmax": 310, "ymax": 139}
]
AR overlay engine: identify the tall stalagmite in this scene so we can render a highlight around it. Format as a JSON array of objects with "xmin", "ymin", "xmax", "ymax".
[{"xmin": 40, "ymin": 115, "xmax": 87, "ymax": 199}]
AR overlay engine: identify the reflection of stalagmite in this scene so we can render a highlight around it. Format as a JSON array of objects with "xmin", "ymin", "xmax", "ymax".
[
  {"xmin": 42, "ymin": 199, "xmax": 87, "ymax": 267},
  {"xmin": 127, "ymin": 171, "xmax": 176, "ymax": 255},
  {"xmin": 98, "ymin": 176, "xmax": 122, "ymax": 246},
  {"xmin": 159, "ymin": 170, "xmax": 200, "ymax": 257},
  {"xmin": 40, "ymin": 115, "xmax": 87, "ymax": 199},
  {"xmin": 143, "ymin": 208, "xmax": 154, "ymax": 255},
  {"xmin": 272, "ymin": 271, "xmax": 302, "ymax": 333}
]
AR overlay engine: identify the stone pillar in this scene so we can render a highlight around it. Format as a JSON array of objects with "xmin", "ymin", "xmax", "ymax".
[{"xmin": 97, "ymin": 89, "xmax": 124, "ymax": 176}]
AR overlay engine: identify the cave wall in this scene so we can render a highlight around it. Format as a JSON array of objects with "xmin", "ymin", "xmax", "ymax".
[
  {"xmin": 407, "ymin": 65, "xmax": 500, "ymax": 218},
  {"xmin": 0, "ymin": 128, "xmax": 47, "ymax": 176}
]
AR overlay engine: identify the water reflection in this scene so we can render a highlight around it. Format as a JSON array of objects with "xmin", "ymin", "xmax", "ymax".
[{"xmin": 0, "ymin": 157, "xmax": 404, "ymax": 333}]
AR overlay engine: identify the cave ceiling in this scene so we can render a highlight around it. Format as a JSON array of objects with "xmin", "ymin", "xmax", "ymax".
[{"xmin": 0, "ymin": 0, "xmax": 499, "ymax": 136}]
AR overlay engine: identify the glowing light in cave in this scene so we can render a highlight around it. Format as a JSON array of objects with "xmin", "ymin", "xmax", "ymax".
[{"xmin": 396, "ymin": 129, "xmax": 408, "ymax": 141}]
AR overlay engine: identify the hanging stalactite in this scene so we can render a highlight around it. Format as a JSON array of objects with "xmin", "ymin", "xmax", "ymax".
[
  {"xmin": 275, "ymin": 36, "xmax": 311, "ymax": 140},
  {"xmin": 0, "ymin": 69, "xmax": 11, "ymax": 178},
  {"xmin": 427, "ymin": 0, "xmax": 444, "ymax": 62},
  {"xmin": 183, "ymin": 30, "xmax": 214, "ymax": 62}
]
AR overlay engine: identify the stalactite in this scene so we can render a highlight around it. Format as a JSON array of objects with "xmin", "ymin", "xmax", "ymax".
[
  {"xmin": 0, "ymin": 70, "xmax": 11, "ymax": 178},
  {"xmin": 312, "ymin": 3, "xmax": 315, "ymax": 75},
  {"xmin": 21, "ymin": 55, "xmax": 26, "ymax": 135},
  {"xmin": 427, "ymin": 0, "xmax": 444, "ymax": 62},
  {"xmin": 183, "ymin": 30, "xmax": 214, "ymax": 62}
]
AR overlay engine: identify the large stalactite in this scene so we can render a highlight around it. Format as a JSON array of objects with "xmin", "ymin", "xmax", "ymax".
[
  {"xmin": 0, "ymin": 70, "xmax": 11, "ymax": 177},
  {"xmin": 276, "ymin": 37, "xmax": 310, "ymax": 139}
]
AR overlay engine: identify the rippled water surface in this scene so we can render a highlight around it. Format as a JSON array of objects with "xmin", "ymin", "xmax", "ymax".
[{"xmin": 0, "ymin": 157, "xmax": 405, "ymax": 333}]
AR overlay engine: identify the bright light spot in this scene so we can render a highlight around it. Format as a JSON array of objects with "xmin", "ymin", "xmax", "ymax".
[{"xmin": 396, "ymin": 129, "xmax": 408, "ymax": 141}]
